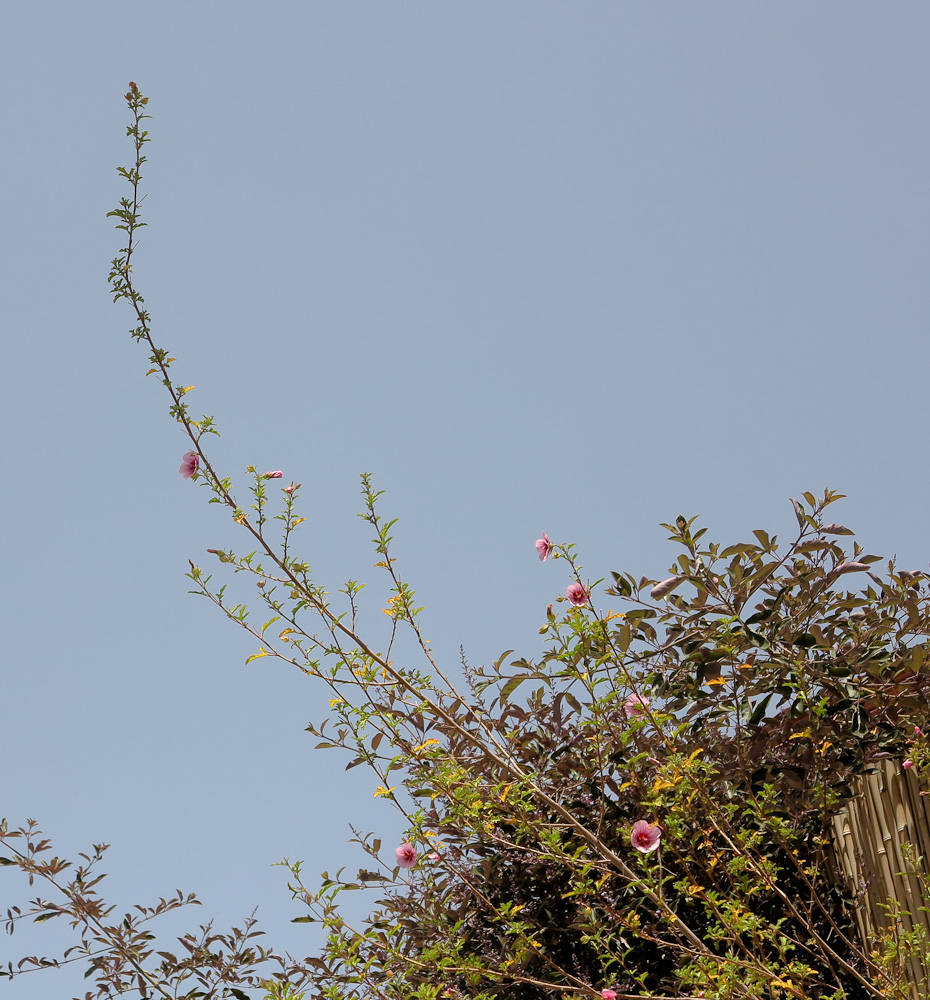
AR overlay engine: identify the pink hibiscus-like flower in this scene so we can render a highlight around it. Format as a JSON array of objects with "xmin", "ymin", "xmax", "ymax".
[
  {"xmin": 601, "ymin": 991, "xmax": 618, "ymax": 1000},
  {"xmin": 565, "ymin": 582, "xmax": 589, "ymax": 607},
  {"xmin": 536, "ymin": 533, "xmax": 551, "ymax": 562},
  {"xmin": 179, "ymin": 451, "xmax": 200, "ymax": 479},
  {"xmin": 631, "ymin": 820, "xmax": 662, "ymax": 854},
  {"xmin": 624, "ymin": 693, "xmax": 650, "ymax": 718},
  {"xmin": 395, "ymin": 843, "xmax": 418, "ymax": 869},
  {"xmin": 264, "ymin": 470, "xmax": 283, "ymax": 479}
]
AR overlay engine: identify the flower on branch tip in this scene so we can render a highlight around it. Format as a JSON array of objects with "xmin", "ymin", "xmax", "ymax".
[
  {"xmin": 631, "ymin": 820, "xmax": 661, "ymax": 853},
  {"xmin": 179, "ymin": 451, "xmax": 200, "ymax": 479},
  {"xmin": 428, "ymin": 852, "xmax": 440, "ymax": 861},
  {"xmin": 566, "ymin": 582, "xmax": 589, "ymax": 607},
  {"xmin": 265, "ymin": 470, "xmax": 283, "ymax": 479},
  {"xmin": 624, "ymin": 693, "xmax": 650, "ymax": 718},
  {"xmin": 904, "ymin": 760, "xmax": 914, "ymax": 770},
  {"xmin": 536, "ymin": 533, "xmax": 551, "ymax": 562},
  {"xmin": 601, "ymin": 991, "xmax": 618, "ymax": 1000},
  {"xmin": 395, "ymin": 843, "xmax": 418, "ymax": 869}
]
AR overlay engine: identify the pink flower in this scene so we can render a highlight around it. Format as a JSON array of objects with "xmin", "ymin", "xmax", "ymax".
[
  {"xmin": 566, "ymin": 582, "xmax": 589, "ymax": 607},
  {"xmin": 536, "ymin": 533, "xmax": 551, "ymax": 562},
  {"xmin": 179, "ymin": 451, "xmax": 200, "ymax": 479},
  {"xmin": 601, "ymin": 991, "xmax": 618, "ymax": 1000},
  {"xmin": 904, "ymin": 760, "xmax": 915, "ymax": 770},
  {"xmin": 395, "ymin": 843, "xmax": 418, "ymax": 869},
  {"xmin": 916, "ymin": 726, "xmax": 924, "ymax": 737},
  {"xmin": 265, "ymin": 470, "xmax": 283, "ymax": 479},
  {"xmin": 631, "ymin": 820, "xmax": 661, "ymax": 854},
  {"xmin": 624, "ymin": 694, "xmax": 650, "ymax": 718},
  {"xmin": 428, "ymin": 852, "xmax": 440, "ymax": 861}
]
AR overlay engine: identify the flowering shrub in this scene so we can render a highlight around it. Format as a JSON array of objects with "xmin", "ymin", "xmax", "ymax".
[{"xmin": 3, "ymin": 83, "xmax": 930, "ymax": 1000}]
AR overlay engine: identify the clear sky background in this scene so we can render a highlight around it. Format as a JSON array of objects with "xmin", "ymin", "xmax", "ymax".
[{"xmin": 2, "ymin": 3, "xmax": 928, "ymax": 997}]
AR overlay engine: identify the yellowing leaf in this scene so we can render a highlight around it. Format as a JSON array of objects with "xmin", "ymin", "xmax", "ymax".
[
  {"xmin": 414, "ymin": 739, "xmax": 440, "ymax": 752},
  {"xmin": 145, "ymin": 367, "xmax": 158, "ymax": 376},
  {"xmin": 329, "ymin": 698, "xmax": 343, "ymax": 708},
  {"xmin": 789, "ymin": 729, "xmax": 812, "ymax": 740},
  {"xmin": 706, "ymin": 676, "xmax": 727, "ymax": 686},
  {"xmin": 373, "ymin": 786, "xmax": 396, "ymax": 798},
  {"xmin": 245, "ymin": 648, "xmax": 268, "ymax": 664},
  {"xmin": 291, "ymin": 517, "xmax": 306, "ymax": 527}
]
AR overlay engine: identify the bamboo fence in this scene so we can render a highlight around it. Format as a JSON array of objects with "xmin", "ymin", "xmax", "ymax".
[{"xmin": 831, "ymin": 759, "xmax": 930, "ymax": 999}]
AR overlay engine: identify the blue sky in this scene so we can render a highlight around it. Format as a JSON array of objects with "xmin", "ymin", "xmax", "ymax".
[{"xmin": 2, "ymin": 3, "xmax": 928, "ymax": 996}]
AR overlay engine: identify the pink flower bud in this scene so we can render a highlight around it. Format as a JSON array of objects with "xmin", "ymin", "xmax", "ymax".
[
  {"xmin": 601, "ymin": 991, "xmax": 618, "ymax": 1000},
  {"xmin": 535, "ymin": 533, "xmax": 551, "ymax": 562},
  {"xmin": 428, "ymin": 852, "xmax": 440, "ymax": 861},
  {"xmin": 566, "ymin": 582, "xmax": 589, "ymax": 607},
  {"xmin": 395, "ymin": 842, "xmax": 418, "ymax": 869},
  {"xmin": 264, "ymin": 470, "xmax": 283, "ymax": 479},
  {"xmin": 916, "ymin": 726, "xmax": 924, "ymax": 737},
  {"xmin": 179, "ymin": 451, "xmax": 200, "ymax": 479},
  {"xmin": 631, "ymin": 820, "xmax": 662, "ymax": 854},
  {"xmin": 904, "ymin": 760, "xmax": 915, "ymax": 770}
]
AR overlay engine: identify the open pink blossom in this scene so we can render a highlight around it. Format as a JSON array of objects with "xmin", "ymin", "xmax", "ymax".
[
  {"xmin": 631, "ymin": 820, "xmax": 661, "ymax": 854},
  {"xmin": 601, "ymin": 991, "xmax": 618, "ymax": 1000},
  {"xmin": 395, "ymin": 843, "xmax": 418, "ymax": 869},
  {"xmin": 566, "ymin": 582, "xmax": 589, "ymax": 607},
  {"xmin": 264, "ymin": 470, "xmax": 283, "ymax": 479},
  {"xmin": 179, "ymin": 451, "xmax": 200, "ymax": 479},
  {"xmin": 536, "ymin": 533, "xmax": 551, "ymax": 562},
  {"xmin": 624, "ymin": 693, "xmax": 650, "ymax": 718},
  {"xmin": 904, "ymin": 760, "xmax": 915, "ymax": 770}
]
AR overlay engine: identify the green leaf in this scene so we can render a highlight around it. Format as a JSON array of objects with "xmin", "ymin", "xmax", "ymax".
[
  {"xmin": 748, "ymin": 692, "xmax": 775, "ymax": 726},
  {"xmin": 500, "ymin": 675, "xmax": 529, "ymax": 702},
  {"xmin": 610, "ymin": 572, "xmax": 632, "ymax": 597},
  {"xmin": 493, "ymin": 649, "xmax": 515, "ymax": 671}
]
